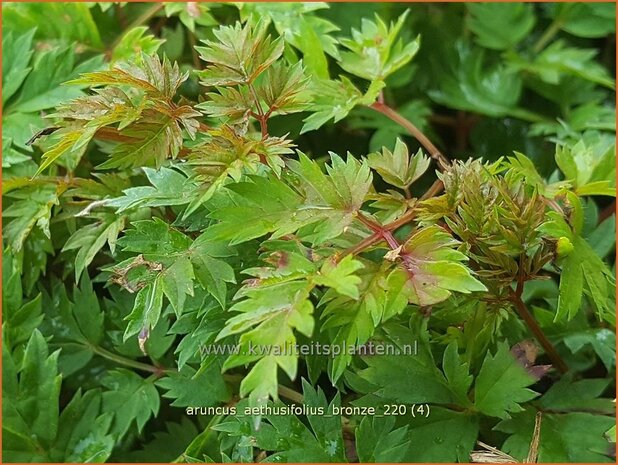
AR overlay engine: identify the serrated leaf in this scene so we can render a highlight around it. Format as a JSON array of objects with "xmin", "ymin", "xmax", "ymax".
[
  {"xmin": 314, "ymin": 255, "xmax": 364, "ymax": 299},
  {"xmin": 321, "ymin": 262, "xmax": 408, "ymax": 382},
  {"xmin": 111, "ymin": 26, "xmax": 165, "ymax": 63},
  {"xmin": 350, "ymin": 323, "xmax": 455, "ymax": 404},
  {"xmin": 125, "ymin": 418, "xmax": 199, "ymax": 463},
  {"xmin": 156, "ymin": 363, "xmax": 231, "ymax": 408},
  {"xmin": 497, "ymin": 408, "xmax": 614, "ymax": 462},
  {"xmin": 183, "ymin": 125, "xmax": 295, "ymax": 217},
  {"xmin": 367, "ymin": 138, "xmax": 430, "ymax": 189},
  {"xmin": 339, "ymin": 12, "xmax": 419, "ymax": 81},
  {"xmin": 51, "ymin": 389, "xmax": 114, "ymax": 463},
  {"xmin": 2, "ymin": 30, "xmax": 35, "ymax": 105},
  {"xmin": 429, "ymin": 42, "xmax": 531, "ymax": 119},
  {"xmin": 196, "ymin": 20, "xmax": 283, "ymax": 86},
  {"xmin": 101, "ymin": 369, "xmax": 160, "ymax": 438},
  {"xmin": 301, "ymin": 77, "xmax": 374, "ymax": 133},
  {"xmin": 161, "ymin": 256, "xmax": 195, "ymax": 315},
  {"xmin": 123, "ymin": 274, "xmax": 165, "ymax": 341},
  {"xmin": 63, "ymin": 213, "xmax": 125, "ymax": 281},
  {"xmin": 3, "ymin": 183, "xmax": 60, "ymax": 252},
  {"xmin": 203, "ymin": 153, "xmax": 372, "ymax": 246},
  {"xmin": 2, "ymin": 269, "xmax": 43, "ymax": 351},
  {"xmin": 238, "ymin": 2, "xmax": 340, "ymax": 78},
  {"xmin": 442, "ymin": 342, "xmax": 473, "ymax": 407},
  {"xmin": 70, "ymin": 53, "xmax": 188, "ymax": 100},
  {"xmin": 474, "ymin": 343, "xmax": 538, "ymax": 419},
  {"xmin": 550, "ymin": 2, "xmax": 615, "ymax": 38},
  {"xmin": 355, "ymin": 415, "xmax": 410, "ymax": 462},
  {"xmin": 255, "ymin": 61, "xmax": 310, "ymax": 115},
  {"xmin": 387, "ymin": 225, "xmax": 486, "ymax": 306},
  {"xmin": 508, "ymin": 41, "xmax": 615, "ymax": 89},
  {"xmin": 2, "ymin": 330, "xmax": 62, "ymax": 461},
  {"xmin": 467, "ymin": 3, "xmax": 535, "ymax": 50},
  {"xmin": 108, "ymin": 166, "xmax": 197, "ymax": 213}
]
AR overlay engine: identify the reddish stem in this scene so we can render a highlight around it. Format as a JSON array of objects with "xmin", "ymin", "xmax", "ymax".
[{"xmin": 370, "ymin": 101, "xmax": 449, "ymax": 170}]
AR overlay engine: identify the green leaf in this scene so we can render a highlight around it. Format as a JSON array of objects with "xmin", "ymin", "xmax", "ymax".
[
  {"xmin": 442, "ymin": 342, "xmax": 473, "ymax": 407},
  {"xmin": 563, "ymin": 328, "xmax": 616, "ymax": 371},
  {"xmin": 190, "ymin": 236, "xmax": 236, "ymax": 308},
  {"xmin": 429, "ymin": 42, "xmax": 530, "ymax": 119},
  {"xmin": 118, "ymin": 217, "xmax": 192, "ymax": 255},
  {"xmin": 160, "ymin": 256, "xmax": 195, "ymax": 315},
  {"xmin": 123, "ymin": 275, "xmax": 165, "ymax": 341},
  {"xmin": 2, "ymin": 330, "xmax": 62, "ymax": 461},
  {"xmin": 473, "ymin": 343, "xmax": 538, "ymax": 419},
  {"xmin": 204, "ymin": 153, "xmax": 372, "ymax": 246},
  {"xmin": 508, "ymin": 41, "xmax": 615, "ymax": 89},
  {"xmin": 51, "ymin": 389, "xmax": 114, "ymax": 463},
  {"xmin": 8, "ymin": 48, "xmax": 104, "ymax": 115},
  {"xmin": 111, "ymin": 26, "xmax": 165, "ymax": 63},
  {"xmin": 555, "ymin": 139, "xmax": 616, "ymax": 195},
  {"xmin": 113, "ymin": 218, "xmax": 235, "ymax": 322},
  {"xmin": 101, "ymin": 369, "xmax": 160, "ymax": 438},
  {"xmin": 350, "ymin": 323, "xmax": 455, "ymax": 404},
  {"xmin": 2, "ymin": 2, "xmax": 102, "ymax": 47},
  {"xmin": 255, "ymin": 61, "xmax": 310, "ymax": 115},
  {"xmin": 156, "ymin": 363, "xmax": 231, "ymax": 407},
  {"xmin": 355, "ymin": 415, "xmax": 410, "ymax": 463},
  {"xmin": 2, "ymin": 30, "xmax": 35, "ymax": 105},
  {"xmin": 238, "ymin": 2, "xmax": 340, "ymax": 78},
  {"xmin": 539, "ymin": 375, "xmax": 615, "ymax": 415},
  {"xmin": 183, "ymin": 125, "xmax": 294, "ymax": 216},
  {"xmin": 196, "ymin": 20, "xmax": 284, "ymax": 86},
  {"xmin": 218, "ymin": 382, "xmax": 346, "ymax": 461},
  {"xmin": 214, "ymin": 245, "xmax": 324, "ymax": 404},
  {"xmin": 550, "ymin": 3, "xmax": 616, "ymax": 38},
  {"xmin": 2, "ymin": 267, "xmax": 43, "ymax": 351},
  {"xmin": 3, "ymin": 183, "xmax": 59, "ymax": 252},
  {"xmin": 321, "ymin": 262, "xmax": 408, "ymax": 382},
  {"xmin": 125, "ymin": 418, "xmax": 199, "ymax": 463},
  {"xmin": 367, "ymin": 138, "xmax": 430, "ymax": 189},
  {"xmin": 402, "ymin": 407, "xmax": 479, "ymax": 462},
  {"xmin": 63, "ymin": 213, "xmax": 125, "ymax": 281},
  {"xmin": 540, "ymin": 211, "xmax": 615, "ymax": 323},
  {"xmin": 301, "ymin": 77, "xmax": 371, "ymax": 133},
  {"xmin": 221, "ymin": 280, "xmax": 314, "ymax": 379},
  {"xmin": 339, "ymin": 12, "xmax": 420, "ymax": 81},
  {"xmin": 498, "ymin": 408, "xmax": 614, "ymax": 462},
  {"xmin": 108, "ymin": 166, "xmax": 197, "ymax": 213},
  {"xmin": 314, "ymin": 255, "xmax": 364, "ymax": 299},
  {"xmin": 467, "ymin": 3, "xmax": 535, "ymax": 50}
]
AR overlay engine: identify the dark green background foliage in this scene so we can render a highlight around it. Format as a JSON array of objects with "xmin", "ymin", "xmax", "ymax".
[{"xmin": 2, "ymin": 2, "xmax": 616, "ymax": 463}]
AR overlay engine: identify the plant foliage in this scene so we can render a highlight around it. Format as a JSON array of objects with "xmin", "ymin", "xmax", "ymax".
[{"xmin": 2, "ymin": 2, "xmax": 616, "ymax": 463}]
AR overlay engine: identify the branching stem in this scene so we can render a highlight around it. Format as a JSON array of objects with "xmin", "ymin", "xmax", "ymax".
[{"xmin": 248, "ymin": 83, "xmax": 269, "ymax": 138}]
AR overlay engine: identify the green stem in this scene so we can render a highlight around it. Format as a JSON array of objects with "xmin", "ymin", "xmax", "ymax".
[
  {"xmin": 53, "ymin": 341, "xmax": 174, "ymax": 375},
  {"xmin": 278, "ymin": 385, "xmax": 304, "ymax": 404},
  {"xmin": 90, "ymin": 344, "xmax": 172, "ymax": 374},
  {"xmin": 532, "ymin": 17, "xmax": 563, "ymax": 54}
]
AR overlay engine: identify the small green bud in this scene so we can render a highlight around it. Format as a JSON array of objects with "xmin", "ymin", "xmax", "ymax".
[{"xmin": 556, "ymin": 236, "xmax": 574, "ymax": 257}]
